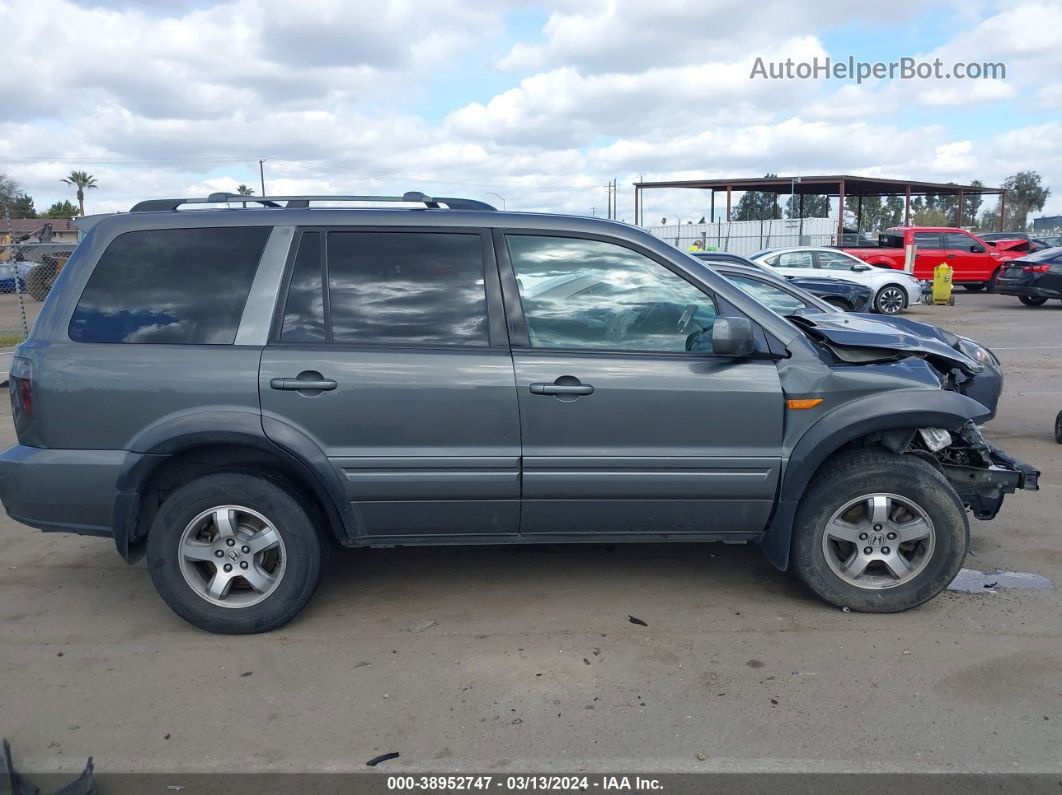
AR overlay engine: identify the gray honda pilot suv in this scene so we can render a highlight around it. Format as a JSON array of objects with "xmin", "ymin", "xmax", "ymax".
[{"xmin": 0, "ymin": 192, "xmax": 1040, "ymax": 633}]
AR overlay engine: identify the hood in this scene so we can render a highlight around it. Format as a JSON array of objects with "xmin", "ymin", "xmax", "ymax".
[{"xmin": 791, "ymin": 312, "xmax": 983, "ymax": 375}]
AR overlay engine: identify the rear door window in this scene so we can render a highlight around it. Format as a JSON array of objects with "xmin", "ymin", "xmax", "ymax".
[
  {"xmin": 913, "ymin": 232, "xmax": 943, "ymax": 249},
  {"xmin": 325, "ymin": 231, "xmax": 489, "ymax": 346},
  {"xmin": 69, "ymin": 227, "xmax": 270, "ymax": 344}
]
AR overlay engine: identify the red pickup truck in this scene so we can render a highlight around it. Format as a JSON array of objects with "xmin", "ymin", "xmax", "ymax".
[{"xmin": 841, "ymin": 226, "xmax": 1023, "ymax": 291}]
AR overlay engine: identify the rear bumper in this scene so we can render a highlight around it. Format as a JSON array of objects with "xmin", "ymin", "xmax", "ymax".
[
  {"xmin": 997, "ymin": 282, "xmax": 1061, "ymax": 299},
  {"xmin": 0, "ymin": 444, "xmax": 124, "ymax": 536}
]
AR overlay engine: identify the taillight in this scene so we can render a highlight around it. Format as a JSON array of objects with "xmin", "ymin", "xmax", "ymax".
[
  {"xmin": 1023, "ymin": 264, "xmax": 1051, "ymax": 273},
  {"xmin": 9, "ymin": 356, "xmax": 33, "ymax": 430}
]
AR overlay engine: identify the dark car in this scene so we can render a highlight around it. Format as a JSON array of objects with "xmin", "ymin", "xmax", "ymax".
[
  {"xmin": 0, "ymin": 191, "xmax": 1038, "ymax": 633},
  {"xmin": 996, "ymin": 246, "xmax": 1062, "ymax": 306},
  {"xmin": 698, "ymin": 260, "xmax": 1004, "ymax": 419},
  {"xmin": 693, "ymin": 252, "xmax": 872, "ymax": 311},
  {"xmin": 979, "ymin": 232, "xmax": 1053, "ymax": 254}
]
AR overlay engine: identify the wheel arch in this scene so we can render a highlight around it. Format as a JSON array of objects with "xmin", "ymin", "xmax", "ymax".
[
  {"xmin": 115, "ymin": 411, "xmax": 358, "ymax": 562},
  {"xmin": 759, "ymin": 390, "xmax": 990, "ymax": 571}
]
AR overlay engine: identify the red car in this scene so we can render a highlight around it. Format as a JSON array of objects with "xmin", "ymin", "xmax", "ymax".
[{"xmin": 841, "ymin": 226, "xmax": 1024, "ymax": 291}]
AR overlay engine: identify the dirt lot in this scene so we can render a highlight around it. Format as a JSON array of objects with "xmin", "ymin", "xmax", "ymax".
[{"xmin": 0, "ymin": 292, "xmax": 1059, "ymax": 776}]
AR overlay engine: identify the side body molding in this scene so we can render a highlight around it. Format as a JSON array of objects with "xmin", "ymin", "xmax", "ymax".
[
  {"xmin": 760, "ymin": 390, "xmax": 991, "ymax": 571},
  {"xmin": 113, "ymin": 411, "xmax": 358, "ymax": 562}
]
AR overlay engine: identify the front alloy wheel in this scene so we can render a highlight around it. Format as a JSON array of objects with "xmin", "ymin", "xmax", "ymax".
[
  {"xmin": 874, "ymin": 285, "xmax": 907, "ymax": 315},
  {"xmin": 821, "ymin": 493, "xmax": 934, "ymax": 589},
  {"xmin": 791, "ymin": 449, "xmax": 968, "ymax": 612}
]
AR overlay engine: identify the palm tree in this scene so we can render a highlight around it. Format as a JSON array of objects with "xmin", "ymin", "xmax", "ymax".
[
  {"xmin": 61, "ymin": 171, "xmax": 98, "ymax": 216},
  {"xmin": 236, "ymin": 184, "xmax": 255, "ymax": 195}
]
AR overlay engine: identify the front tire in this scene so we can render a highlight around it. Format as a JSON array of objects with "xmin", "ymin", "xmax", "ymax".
[
  {"xmin": 1019, "ymin": 295, "xmax": 1048, "ymax": 307},
  {"xmin": 962, "ymin": 283, "xmax": 985, "ymax": 292},
  {"xmin": 791, "ymin": 449, "xmax": 968, "ymax": 613},
  {"xmin": 873, "ymin": 284, "xmax": 908, "ymax": 315},
  {"xmin": 147, "ymin": 472, "xmax": 323, "ymax": 634}
]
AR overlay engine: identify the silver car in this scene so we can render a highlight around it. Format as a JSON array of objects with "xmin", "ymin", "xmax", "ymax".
[{"xmin": 751, "ymin": 246, "xmax": 922, "ymax": 315}]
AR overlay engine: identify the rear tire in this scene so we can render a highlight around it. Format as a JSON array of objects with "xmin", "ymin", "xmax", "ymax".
[
  {"xmin": 1019, "ymin": 296, "xmax": 1048, "ymax": 307},
  {"xmin": 1055, "ymin": 411, "xmax": 1062, "ymax": 444},
  {"xmin": 791, "ymin": 449, "xmax": 968, "ymax": 613},
  {"xmin": 822, "ymin": 298, "xmax": 852, "ymax": 312},
  {"xmin": 962, "ymin": 283, "xmax": 985, "ymax": 292},
  {"xmin": 986, "ymin": 268, "xmax": 1000, "ymax": 293},
  {"xmin": 147, "ymin": 471, "xmax": 323, "ymax": 634}
]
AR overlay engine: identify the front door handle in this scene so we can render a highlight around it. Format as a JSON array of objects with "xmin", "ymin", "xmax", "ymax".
[
  {"xmin": 530, "ymin": 383, "xmax": 594, "ymax": 396},
  {"xmin": 270, "ymin": 372, "xmax": 337, "ymax": 391},
  {"xmin": 529, "ymin": 375, "xmax": 594, "ymax": 397}
]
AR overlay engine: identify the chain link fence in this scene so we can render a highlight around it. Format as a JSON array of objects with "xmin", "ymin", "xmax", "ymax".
[{"xmin": 0, "ymin": 241, "xmax": 73, "ymax": 343}]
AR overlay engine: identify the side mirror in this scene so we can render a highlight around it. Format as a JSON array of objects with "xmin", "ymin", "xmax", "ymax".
[
  {"xmin": 712, "ymin": 316, "xmax": 756, "ymax": 357},
  {"xmin": 850, "ymin": 263, "xmax": 872, "ymax": 272},
  {"xmin": 970, "ymin": 244, "xmax": 985, "ymax": 253}
]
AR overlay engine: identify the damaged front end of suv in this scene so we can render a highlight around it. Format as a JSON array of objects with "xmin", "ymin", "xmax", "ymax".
[
  {"xmin": 874, "ymin": 423, "xmax": 1039, "ymax": 519},
  {"xmin": 780, "ymin": 312, "xmax": 1039, "ymax": 525}
]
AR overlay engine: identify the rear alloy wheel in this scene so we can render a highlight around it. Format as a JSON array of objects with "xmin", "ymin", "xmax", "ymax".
[
  {"xmin": 962, "ymin": 283, "xmax": 985, "ymax": 292},
  {"xmin": 873, "ymin": 284, "xmax": 907, "ymax": 315},
  {"xmin": 791, "ymin": 449, "xmax": 968, "ymax": 612},
  {"xmin": 147, "ymin": 472, "xmax": 323, "ymax": 633},
  {"xmin": 1019, "ymin": 295, "xmax": 1048, "ymax": 307}
]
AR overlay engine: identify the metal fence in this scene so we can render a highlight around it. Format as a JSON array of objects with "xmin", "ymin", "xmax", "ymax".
[
  {"xmin": 0, "ymin": 242, "xmax": 73, "ymax": 343},
  {"xmin": 643, "ymin": 217, "xmax": 838, "ymax": 256}
]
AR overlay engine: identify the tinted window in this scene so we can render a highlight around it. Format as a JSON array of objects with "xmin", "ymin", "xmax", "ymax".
[
  {"xmin": 945, "ymin": 233, "xmax": 977, "ymax": 250},
  {"xmin": 280, "ymin": 232, "xmax": 325, "ymax": 342},
  {"xmin": 507, "ymin": 235, "xmax": 717, "ymax": 352},
  {"xmin": 327, "ymin": 232, "xmax": 488, "ymax": 346},
  {"xmin": 726, "ymin": 274, "xmax": 807, "ymax": 314},
  {"xmin": 913, "ymin": 232, "xmax": 942, "ymax": 249},
  {"xmin": 70, "ymin": 227, "xmax": 269, "ymax": 344}
]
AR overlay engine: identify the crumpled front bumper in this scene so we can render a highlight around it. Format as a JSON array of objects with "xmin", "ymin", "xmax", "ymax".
[{"xmin": 939, "ymin": 423, "xmax": 1040, "ymax": 520}]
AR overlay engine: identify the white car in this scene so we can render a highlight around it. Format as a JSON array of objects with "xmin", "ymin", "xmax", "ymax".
[{"xmin": 750, "ymin": 246, "xmax": 922, "ymax": 315}]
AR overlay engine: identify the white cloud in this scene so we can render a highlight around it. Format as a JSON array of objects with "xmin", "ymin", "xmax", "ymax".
[{"xmin": 1, "ymin": 0, "xmax": 1061, "ymax": 222}]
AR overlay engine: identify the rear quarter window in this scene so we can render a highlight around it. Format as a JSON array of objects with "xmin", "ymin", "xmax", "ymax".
[{"xmin": 69, "ymin": 227, "xmax": 270, "ymax": 344}]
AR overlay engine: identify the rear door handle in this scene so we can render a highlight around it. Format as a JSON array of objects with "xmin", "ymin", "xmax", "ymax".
[
  {"xmin": 529, "ymin": 383, "xmax": 594, "ymax": 396},
  {"xmin": 946, "ymin": 253, "xmax": 957, "ymax": 258},
  {"xmin": 270, "ymin": 377, "xmax": 337, "ymax": 391}
]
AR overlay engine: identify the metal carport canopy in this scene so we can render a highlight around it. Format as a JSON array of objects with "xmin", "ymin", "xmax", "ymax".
[{"xmin": 632, "ymin": 174, "xmax": 1007, "ymax": 236}]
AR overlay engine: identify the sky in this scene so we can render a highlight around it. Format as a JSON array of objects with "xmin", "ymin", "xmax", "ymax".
[{"xmin": 1, "ymin": 0, "xmax": 1060, "ymax": 223}]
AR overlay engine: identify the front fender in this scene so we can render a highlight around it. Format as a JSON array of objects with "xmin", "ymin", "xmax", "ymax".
[{"xmin": 759, "ymin": 389, "xmax": 990, "ymax": 570}]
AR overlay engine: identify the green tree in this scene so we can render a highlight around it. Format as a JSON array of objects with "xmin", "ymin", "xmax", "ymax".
[
  {"xmin": 236, "ymin": 184, "xmax": 255, "ymax": 195},
  {"xmin": 844, "ymin": 196, "xmax": 896, "ymax": 233},
  {"xmin": 11, "ymin": 194, "xmax": 36, "ymax": 218},
  {"xmin": 913, "ymin": 207, "xmax": 950, "ymax": 226},
  {"xmin": 0, "ymin": 172, "xmax": 24, "ymax": 217},
  {"xmin": 43, "ymin": 200, "xmax": 79, "ymax": 219},
  {"xmin": 784, "ymin": 193, "xmax": 830, "ymax": 218},
  {"xmin": 1000, "ymin": 170, "xmax": 1050, "ymax": 230},
  {"xmin": 963, "ymin": 179, "xmax": 983, "ymax": 226},
  {"xmin": 734, "ymin": 173, "xmax": 782, "ymax": 221},
  {"xmin": 884, "ymin": 195, "xmax": 904, "ymax": 227},
  {"xmin": 60, "ymin": 170, "xmax": 98, "ymax": 216}
]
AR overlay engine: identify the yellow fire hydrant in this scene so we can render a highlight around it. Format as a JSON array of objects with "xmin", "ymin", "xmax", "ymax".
[{"xmin": 932, "ymin": 262, "xmax": 955, "ymax": 306}]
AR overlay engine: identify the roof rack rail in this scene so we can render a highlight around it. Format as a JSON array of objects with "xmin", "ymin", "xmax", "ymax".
[{"xmin": 129, "ymin": 191, "xmax": 496, "ymax": 212}]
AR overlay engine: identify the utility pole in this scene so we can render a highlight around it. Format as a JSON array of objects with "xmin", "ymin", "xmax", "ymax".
[
  {"xmin": 590, "ymin": 206, "xmax": 597, "ymax": 217},
  {"xmin": 259, "ymin": 159, "xmax": 266, "ymax": 196}
]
